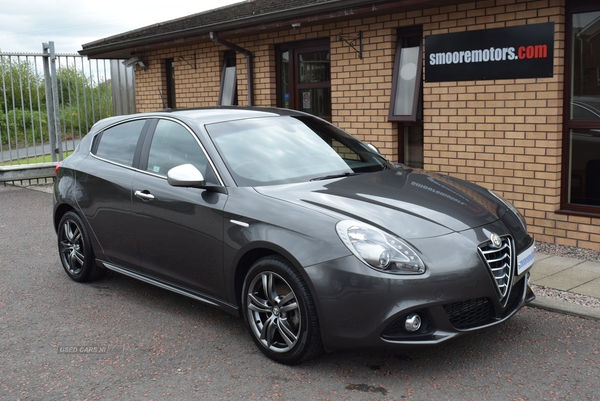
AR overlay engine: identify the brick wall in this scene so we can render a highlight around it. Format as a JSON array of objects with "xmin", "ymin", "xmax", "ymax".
[
  {"xmin": 132, "ymin": 0, "xmax": 600, "ymax": 250},
  {"xmin": 418, "ymin": 0, "xmax": 598, "ymax": 250},
  {"xmin": 134, "ymin": 15, "xmax": 401, "ymax": 155},
  {"xmin": 134, "ymin": 42, "xmax": 223, "ymax": 110}
]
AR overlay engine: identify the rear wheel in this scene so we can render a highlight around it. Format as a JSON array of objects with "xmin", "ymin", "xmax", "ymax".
[
  {"xmin": 57, "ymin": 211, "xmax": 104, "ymax": 282},
  {"xmin": 242, "ymin": 256, "xmax": 323, "ymax": 365}
]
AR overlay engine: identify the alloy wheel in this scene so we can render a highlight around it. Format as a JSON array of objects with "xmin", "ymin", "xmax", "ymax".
[
  {"xmin": 246, "ymin": 271, "xmax": 301, "ymax": 353},
  {"xmin": 59, "ymin": 218, "xmax": 86, "ymax": 276}
]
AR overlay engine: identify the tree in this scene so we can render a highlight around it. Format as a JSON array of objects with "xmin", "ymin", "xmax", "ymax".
[
  {"xmin": 0, "ymin": 58, "xmax": 47, "ymax": 147},
  {"xmin": 56, "ymin": 67, "xmax": 113, "ymax": 138},
  {"xmin": 1, "ymin": 60, "xmax": 113, "ymax": 148},
  {"xmin": 0, "ymin": 58, "xmax": 44, "ymax": 115}
]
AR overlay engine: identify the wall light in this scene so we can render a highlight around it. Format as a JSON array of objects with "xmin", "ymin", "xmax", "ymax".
[{"xmin": 122, "ymin": 57, "xmax": 146, "ymax": 71}]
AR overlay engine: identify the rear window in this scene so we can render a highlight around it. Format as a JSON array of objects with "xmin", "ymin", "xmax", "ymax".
[{"xmin": 94, "ymin": 120, "xmax": 146, "ymax": 166}]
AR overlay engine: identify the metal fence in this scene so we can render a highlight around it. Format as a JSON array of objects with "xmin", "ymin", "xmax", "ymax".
[{"xmin": 0, "ymin": 42, "xmax": 135, "ymax": 167}]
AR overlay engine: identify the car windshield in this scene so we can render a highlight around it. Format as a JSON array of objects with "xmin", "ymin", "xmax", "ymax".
[{"xmin": 205, "ymin": 115, "xmax": 391, "ymax": 186}]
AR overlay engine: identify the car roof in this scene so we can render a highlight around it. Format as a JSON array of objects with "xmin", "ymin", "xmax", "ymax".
[
  {"xmin": 168, "ymin": 107, "xmax": 297, "ymax": 123},
  {"xmin": 92, "ymin": 107, "xmax": 311, "ymax": 131}
]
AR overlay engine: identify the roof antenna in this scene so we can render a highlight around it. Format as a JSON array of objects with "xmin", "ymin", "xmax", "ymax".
[{"xmin": 158, "ymin": 88, "xmax": 171, "ymax": 111}]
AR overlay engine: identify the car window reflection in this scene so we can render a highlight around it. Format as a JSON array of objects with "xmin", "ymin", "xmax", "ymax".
[
  {"xmin": 94, "ymin": 120, "xmax": 146, "ymax": 166},
  {"xmin": 207, "ymin": 116, "xmax": 387, "ymax": 186},
  {"xmin": 147, "ymin": 120, "xmax": 218, "ymax": 185}
]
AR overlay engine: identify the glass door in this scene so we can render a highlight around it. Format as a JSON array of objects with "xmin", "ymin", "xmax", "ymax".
[
  {"xmin": 278, "ymin": 39, "xmax": 331, "ymax": 120},
  {"xmin": 297, "ymin": 49, "xmax": 331, "ymax": 118}
]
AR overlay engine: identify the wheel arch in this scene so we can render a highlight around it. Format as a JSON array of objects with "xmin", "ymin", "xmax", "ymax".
[
  {"xmin": 56, "ymin": 207, "xmax": 105, "ymax": 282},
  {"xmin": 235, "ymin": 247, "xmax": 325, "ymax": 363},
  {"xmin": 54, "ymin": 202, "xmax": 106, "ymax": 264},
  {"xmin": 53, "ymin": 203, "xmax": 76, "ymax": 233},
  {"xmin": 232, "ymin": 243, "xmax": 306, "ymax": 315}
]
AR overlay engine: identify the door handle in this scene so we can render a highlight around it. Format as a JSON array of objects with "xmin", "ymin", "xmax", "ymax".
[{"xmin": 134, "ymin": 190, "xmax": 155, "ymax": 201}]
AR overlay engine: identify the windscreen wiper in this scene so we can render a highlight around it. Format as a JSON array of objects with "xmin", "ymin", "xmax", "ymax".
[{"xmin": 310, "ymin": 172, "xmax": 362, "ymax": 181}]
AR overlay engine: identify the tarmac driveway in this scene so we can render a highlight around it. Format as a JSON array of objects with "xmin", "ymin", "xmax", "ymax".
[{"xmin": 1, "ymin": 184, "xmax": 599, "ymax": 400}]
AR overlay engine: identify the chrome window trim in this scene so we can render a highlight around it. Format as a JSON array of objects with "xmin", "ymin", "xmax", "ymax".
[{"xmin": 89, "ymin": 116, "xmax": 226, "ymax": 187}]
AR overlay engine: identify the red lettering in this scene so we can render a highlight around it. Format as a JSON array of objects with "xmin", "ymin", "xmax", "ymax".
[
  {"xmin": 518, "ymin": 45, "xmax": 548, "ymax": 59},
  {"xmin": 535, "ymin": 44, "xmax": 547, "ymax": 58},
  {"xmin": 526, "ymin": 46, "xmax": 535, "ymax": 58}
]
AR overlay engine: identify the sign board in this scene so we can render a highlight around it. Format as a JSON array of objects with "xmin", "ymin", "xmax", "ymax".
[
  {"xmin": 425, "ymin": 23, "xmax": 554, "ymax": 82},
  {"xmin": 302, "ymin": 91, "xmax": 311, "ymax": 109}
]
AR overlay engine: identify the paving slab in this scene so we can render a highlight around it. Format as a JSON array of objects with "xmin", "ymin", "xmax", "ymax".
[
  {"xmin": 531, "ymin": 255, "xmax": 584, "ymax": 276},
  {"xmin": 572, "ymin": 261, "xmax": 600, "ymax": 274},
  {"xmin": 571, "ymin": 278, "xmax": 600, "ymax": 299}
]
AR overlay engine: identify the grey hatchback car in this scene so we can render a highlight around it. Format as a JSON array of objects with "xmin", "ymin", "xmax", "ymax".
[{"xmin": 53, "ymin": 107, "xmax": 535, "ymax": 364}]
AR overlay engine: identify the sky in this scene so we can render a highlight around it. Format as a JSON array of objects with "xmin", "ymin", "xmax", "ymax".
[{"xmin": 0, "ymin": 0, "xmax": 244, "ymax": 54}]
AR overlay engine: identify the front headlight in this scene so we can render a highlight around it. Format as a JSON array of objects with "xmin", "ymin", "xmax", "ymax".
[
  {"xmin": 488, "ymin": 190, "xmax": 528, "ymax": 231},
  {"xmin": 336, "ymin": 220, "xmax": 425, "ymax": 274}
]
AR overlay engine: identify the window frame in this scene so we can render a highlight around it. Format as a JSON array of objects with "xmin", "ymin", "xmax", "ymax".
[
  {"xmin": 560, "ymin": 2, "xmax": 600, "ymax": 215},
  {"xmin": 276, "ymin": 38, "xmax": 332, "ymax": 121},
  {"xmin": 390, "ymin": 27, "xmax": 424, "ymax": 168},
  {"xmin": 399, "ymin": 124, "xmax": 424, "ymax": 169},
  {"xmin": 139, "ymin": 118, "xmax": 223, "ymax": 186},
  {"xmin": 92, "ymin": 119, "xmax": 150, "ymax": 168},
  {"xmin": 219, "ymin": 51, "xmax": 237, "ymax": 106},
  {"xmin": 165, "ymin": 58, "xmax": 176, "ymax": 109},
  {"xmin": 389, "ymin": 27, "xmax": 423, "ymax": 122}
]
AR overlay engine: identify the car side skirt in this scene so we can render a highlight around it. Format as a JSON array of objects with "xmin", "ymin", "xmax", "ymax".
[{"xmin": 102, "ymin": 261, "xmax": 239, "ymax": 316}]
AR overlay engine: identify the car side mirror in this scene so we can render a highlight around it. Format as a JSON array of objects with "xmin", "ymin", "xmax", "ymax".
[
  {"xmin": 167, "ymin": 164, "xmax": 206, "ymax": 187},
  {"xmin": 367, "ymin": 143, "xmax": 381, "ymax": 154},
  {"xmin": 167, "ymin": 164, "xmax": 228, "ymax": 194}
]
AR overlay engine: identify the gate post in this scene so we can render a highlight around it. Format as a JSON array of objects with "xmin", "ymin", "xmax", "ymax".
[{"xmin": 42, "ymin": 42, "xmax": 62, "ymax": 162}]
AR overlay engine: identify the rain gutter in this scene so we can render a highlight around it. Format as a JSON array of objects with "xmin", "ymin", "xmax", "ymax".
[{"xmin": 80, "ymin": 0, "xmax": 444, "ymax": 57}]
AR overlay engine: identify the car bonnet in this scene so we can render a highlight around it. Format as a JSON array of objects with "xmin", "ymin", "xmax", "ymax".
[{"xmin": 254, "ymin": 168, "xmax": 505, "ymax": 240}]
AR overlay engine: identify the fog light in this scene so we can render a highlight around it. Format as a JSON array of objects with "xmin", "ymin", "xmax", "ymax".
[{"xmin": 405, "ymin": 313, "xmax": 422, "ymax": 332}]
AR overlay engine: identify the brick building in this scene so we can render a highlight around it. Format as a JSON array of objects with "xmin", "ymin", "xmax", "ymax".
[{"xmin": 80, "ymin": 0, "xmax": 600, "ymax": 250}]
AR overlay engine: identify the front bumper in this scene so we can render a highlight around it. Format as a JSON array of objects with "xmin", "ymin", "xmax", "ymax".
[{"xmin": 304, "ymin": 230, "xmax": 535, "ymax": 352}]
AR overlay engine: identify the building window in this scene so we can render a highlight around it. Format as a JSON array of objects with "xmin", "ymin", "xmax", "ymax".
[
  {"xmin": 402, "ymin": 125, "xmax": 424, "ymax": 169},
  {"xmin": 391, "ymin": 27, "xmax": 423, "ymax": 168},
  {"xmin": 564, "ymin": 4, "xmax": 600, "ymax": 210},
  {"xmin": 165, "ymin": 58, "xmax": 176, "ymax": 109},
  {"xmin": 389, "ymin": 28, "xmax": 422, "ymax": 122},
  {"xmin": 277, "ymin": 39, "xmax": 331, "ymax": 120},
  {"xmin": 219, "ymin": 51, "xmax": 237, "ymax": 106}
]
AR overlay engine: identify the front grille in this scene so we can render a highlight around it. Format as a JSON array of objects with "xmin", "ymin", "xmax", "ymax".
[
  {"xmin": 478, "ymin": 235, "xmax": 513, "ymax": 300},
  {"xmin": 501, "ymin": 276, "xmax": 525, "ymax": 318},
  {"xmin": 443, "ymin": 297, "xmax": 494, "ymax": 329}
]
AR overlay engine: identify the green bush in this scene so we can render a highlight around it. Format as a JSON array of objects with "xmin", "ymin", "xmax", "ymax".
[
  {"xmin": 1, "ymin": 108, "xmax": 49, "ymax": 146},
  {"xmin": 1, "ymin": 60, "xmax": 114, "ymax": 148},
  {"xmin": 57, "ymin": 69, "xmax": 113, "ymax": 138},
  {"xmin": 0, "ymin": 109, "xmax": 6, "ymax": 144},
  {"xmin": 0, "ymin": 59, "xmax": 44, "ymax": 115}
]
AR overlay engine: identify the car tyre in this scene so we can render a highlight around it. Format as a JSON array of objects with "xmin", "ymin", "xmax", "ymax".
[
  {"xmin": 243, "ymin": 256, "xmax": 323, "ymax": 365},
  {"xmin": 57, "ymin": 211, "xmax": 104, "ymax": 282}
]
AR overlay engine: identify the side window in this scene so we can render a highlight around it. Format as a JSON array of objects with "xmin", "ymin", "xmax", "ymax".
[
  {"xmin": 94, "ymin": 120, "xmax": 146, "ymax": 166},
  {"xmin": 147, "ymin": 120, "xmax": 218, "ymax": 184}
]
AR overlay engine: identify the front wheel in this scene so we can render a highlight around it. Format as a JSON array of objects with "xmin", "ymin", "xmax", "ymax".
[
  {"xmin": 57, "ymin": 211, "xmax": 104, "ymax": 282},
  {"xmin": 242, "ymin": 256, "xmax": 323, "ymax": 365}
]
